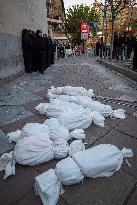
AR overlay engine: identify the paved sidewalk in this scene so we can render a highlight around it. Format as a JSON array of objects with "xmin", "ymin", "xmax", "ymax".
[
  {"xmin": 97, "ymin": 58, "xmax": 137, "ymax": 82},
  {"xmin": 0, "ymin": 55, "xmax": 137, "ymax": 205}
]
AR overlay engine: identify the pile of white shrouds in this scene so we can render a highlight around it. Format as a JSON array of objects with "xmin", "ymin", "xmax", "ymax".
[{"xmin": 0, "ymin": 86, "xmax": 133, "ymax": 205}]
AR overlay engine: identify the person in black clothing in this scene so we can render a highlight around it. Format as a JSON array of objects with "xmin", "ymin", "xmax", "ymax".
[
  {"xmin": 113, "ymin": 32, "xmax": 119, "ymax": 59},
  {"xmin": 33, "ymin": 30, "xmax": 46, "ymax": 74},
  {"xmin": 43, "ymin": 34, "xmax": 49, "ymax": 70},
  {"xmin": 48, "ymin": 36, "xmax": 55, "ymax": 65},
  {"xmin": 127, "ymin": 33, "xmax": 135, "ymax": 59},
  {"xmin": 99, "ymin": 37, "xmax": 104, "ymax": 58},
  {"xmin": 22, "ymin": 29, "xmax": 33, "ymax": 73},
  {"xmin": 133, "ymin": 37, "xmax": 137, "ymax": 71},
  {"xmin": 27, "ymin": 30, "xmax": 37, "ymax": 72},
  {"xmin": 117, "ymin": 34, "xmax": 124, "ymax": 61},
  {"xmin": 95, "ymin": 39, "xmax": 100, "ymax": 56},
  {"xmin": 59, "ymin": 44, "xmax": 65, "ymax": 58}
]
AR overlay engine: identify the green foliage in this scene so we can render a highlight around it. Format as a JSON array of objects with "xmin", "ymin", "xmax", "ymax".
[
  {"xmin": 120, "ymin": 19, "xmax": 137, "ymax": 34},
  {"xmin": 65, "ymin": 4, "xmax": 100, "ymax": 45}
]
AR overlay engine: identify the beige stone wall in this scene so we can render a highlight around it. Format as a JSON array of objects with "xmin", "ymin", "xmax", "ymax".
[{"xmin": 0, "ymin": 0, "xmax": 48, "ymax": 78}]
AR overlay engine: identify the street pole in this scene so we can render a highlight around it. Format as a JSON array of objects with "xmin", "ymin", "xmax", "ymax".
[
  {"xmin": 55, "ymin": 46, "xmax": 58, "ymax": 60},
  {"xmin": 83, "ymin": 40, "xmax": 85, "ymax": 54}
]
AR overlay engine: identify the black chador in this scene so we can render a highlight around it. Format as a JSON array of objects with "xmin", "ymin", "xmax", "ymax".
[
  {"xmin": 42, "ymin": 34, "xmax": 49, "ymax": 70},
  {"xmin": 33, "ymin": 30, "xmax": 46, "ymax": 74},
  {"xmin": 28, "ymin": 30, "xmax": 37, "ymax": 72},
  {"xmin": 22, "ymin": 29, "xmax": 33, "ymax": 73}
]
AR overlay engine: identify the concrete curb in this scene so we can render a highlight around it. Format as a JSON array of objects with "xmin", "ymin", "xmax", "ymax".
[{"xmin": 97, "ymin": 59, "xmax": 137, "ymax": 83}]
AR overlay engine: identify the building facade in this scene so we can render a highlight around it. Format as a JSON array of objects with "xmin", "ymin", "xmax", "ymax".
[
  {"xmin": 46, "ymin": 0, "xmax": 66, "ymax": 41},
  {"xmin": 0, "ymin": 0, "xmax": 48, "ymax": 79}
]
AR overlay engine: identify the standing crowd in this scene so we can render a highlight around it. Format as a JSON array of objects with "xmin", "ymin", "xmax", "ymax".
[
  {"xmin": 113, "ymin": 32, "xmax": 137, "ymax": 71},
  {"xmin": 22, "ymin": 29, "xmax": 55, "ymax": 74},
  {"xmin": 95, "ymin": 33, "xmax": 137, "ymax": 71}
]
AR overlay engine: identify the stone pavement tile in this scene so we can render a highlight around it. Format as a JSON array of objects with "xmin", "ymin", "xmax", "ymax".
[
  {"xmin": 91, "ymin": 100, "xmax": 136, "ymax": 129},
  {"xmin": 35, "ymin": 88, "xmax": 49, "ymax": 99},
  {"xmin": 14, "ymin": 191, "xmax": 41, "ymax": 205},
  {"xmin": 1, "ymin": 114, "xmax": 45, "ymax": 134},
  {"xmin": 85, "ymin": 124, "xmax": 111, "ymax": 146},
  {"xmin": 115, "ymin": 116, "xmax": 137, "ymax": 139},
  {"xmin": 14, "ymin": 161, "xmax": 65, "ymax": 205},
  {"xmin": 94, "ymin": 129, "xmax": 137, "ymax": 179},
  {"xmin": 21, "ymin": 98, "xmax": 47, "ymax": 116},
  {"xmin": 97, "ymin": 100, "xmax": 137, "ymax": 115},
  {"xmin": 34, "ymin": 159, "xmax": 59, "ymax": 175},
  {"xmin": 61, "ymin": 171, "xmax": 136, "ymax": 205},
  {"xmin": 0, "ymin": 129, "xmax": 14, "ymax": 156},
  {"xmin": 106, "ymin": 101, "xmax": 137, "ymax": 114},
  {"xmin": 57, "ymin": 198, "xmax": 68, "ymax": 205},
  {"xmin": 96, "ymin": 89, "xmax": 123, "ymax": 99},
  {"xmin": 52, "ymin": 72, "xmax": 109, "ymax": 93},
  {"xmin": 0, "ymin": 160, "xmax": 61, "ymax": 205},
  {"xmin": 126, "ymin": 188, "xmax": 137, "ymax": 205},
  {"xmin": 105, "ymin": 117, "xmax": 125, "ymax": 128},
  {"xmin": 0, "ymin": 165, "xmax": 38, "ymax": 205},
  {"xmin": 0, "ymin": 106, "xmax": 32, "ymax": 126}
]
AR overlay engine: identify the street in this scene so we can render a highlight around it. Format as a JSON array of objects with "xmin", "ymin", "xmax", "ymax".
[{"xmin": 0, "ymin": 55, "xmax": 137, "ymax": 205}]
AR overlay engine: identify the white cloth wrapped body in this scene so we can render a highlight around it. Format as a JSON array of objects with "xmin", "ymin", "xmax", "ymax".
[
  {"xmin": 14, "ymin": 136, "xmax": 54, "ymax": 166},
  {"xmin": 55, "ymin": 157, "xmax": 84, "ymax": 185},
  {"xmin": 35, "ymin": 169, "xmax": 63, "ymax": 205},
  {"xmin": 72, "ymin": 144, "xmax": 133, "ymax": 178}
]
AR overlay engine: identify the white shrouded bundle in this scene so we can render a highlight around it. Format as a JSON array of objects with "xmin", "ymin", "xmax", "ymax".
[
  {"xmin": 58, "ymin": 110, "xmax": 92, "ymax": 130},
  {"xmin": 87, "ymin": 101, "xmax": 113, "ymax": 117},
  {"xmin": 7, "ymin": 123, "xmax": 50, "ymax": 143},
  {"xmin": 35, "ymin": 144, "xmax": 133, "ymax": 205},
  {"xmin": 91, "ymin": 111, "xmax": 105, "ymax": 127},
  {"xmin": 69, "ymin": 129, "xmax": 85, "ymax": 140},
  {"xmin": 111, "ymin": 109, "xmax": 126, "ymax": 119},
  {"xmin": 7, "ymin": 130, "xmax": 22, "ymax": 143},
  {"xmin": 44, "ymin": 118, "xmax": 70, "ymax": 141},
  {"xmin": 35, "ymin": 169, "xmax": 64, "ymax": 205},
  {"xmin": 21, "ymin": 123, "xmax": 50, "ymax": 139},
  {"xmin": 53, "ymin": 139, "xmax": 69, "ymax": 159},
  {"xmin": 47, "ymin": 86, "xmax": 94, "ymax": 100},
  {"xmin": 49, "ymin": 99, "xmax": 86, "ymax": 114},
  {"xmin": 49, "ymin": 96, "xmax": 113, "ymax": 118},
  {"xmin": 72, "ymin": 144, "xmax": 133, "ymax": 178},
  {"xmin": 35, "ymin": 103, "xmax": 49, "ymax": 115},
  {"xmin": 55, "ymin": 95, "xmax": 93, "ymax": 108},
  {"xmin": 69, "ymin": 140, "xmax": 85, "ymax": 156},
  {"xmin": 55, "ymin": 157, "xmax": 84, "ymax": 185},
  {"xmin": 35, "ymin": 100, "xmax": 85, "ymax": 118},
  {"xmin": 0, "ymin": 151, "xmax": 15, "ymax": 180},
  {"xmin": 0, "ymin": 137, "xmax": 70, "ymax": 179},
  {"xmin": 14, "ymin": 135, "xmax": 54, "ymax": 166},
  {"xmin": 35, "ymin": 102, "xmax": 64, "ymax": 117}
]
